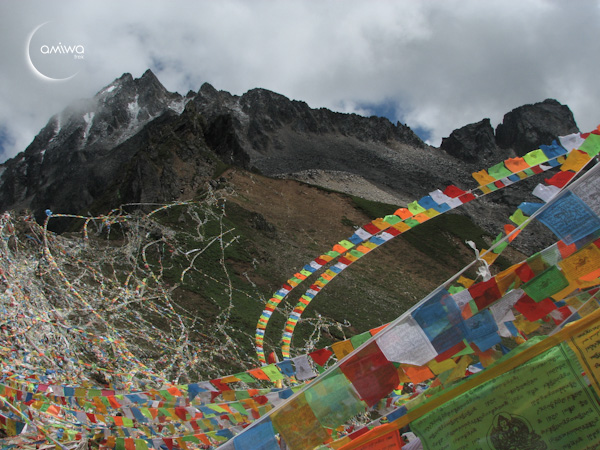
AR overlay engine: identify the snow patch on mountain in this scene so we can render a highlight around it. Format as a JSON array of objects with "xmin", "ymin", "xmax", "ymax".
[
  {"xmin": 98, "ymin": 84, "xmax": 118, "ymax": 97},
  {"xmin": 82, "ymin": 112, "xmax": 95, "ymax": 142},
  {"xmin": 168, "ymin": 98, "xmax": 188, "ymax": 114},
  {"xmin": 49, "ymin": 114, "xmax": 62, "ymax": 143},
  {"xmin": 230, "ymin": 101, "xmax": 250, "ymax": 127},
  {"xmin": 127, "ymin": 96, "xmax": 140, "ymax": 121}
]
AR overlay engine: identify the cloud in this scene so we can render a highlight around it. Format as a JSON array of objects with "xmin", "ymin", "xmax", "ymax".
[{"xmin": 1, "ymin": 0, "xmax": 599, "ymax": 160}]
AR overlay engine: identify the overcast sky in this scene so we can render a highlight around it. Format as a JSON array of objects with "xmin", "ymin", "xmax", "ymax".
[{"xmin": 1, "ymin": 0, "xmax": 599, "ymax": 162}]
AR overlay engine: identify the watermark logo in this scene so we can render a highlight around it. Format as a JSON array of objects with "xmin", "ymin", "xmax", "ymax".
[{"xmin": 26, "ymin": 22, "xmax": 86, "ymax": 81}]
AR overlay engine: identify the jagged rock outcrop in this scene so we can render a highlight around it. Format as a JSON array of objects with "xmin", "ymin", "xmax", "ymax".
[
  {"xmin": 194, "ymin": 83, "xmax": 425, "ymax": 154},
  {"xmin": 0, "ymin": 71, "xmax": 437, "ymax": 226},
  {"xmin": 440, "ymin": 99, "xmax": 579, "ymax": 164},
  {"xmin": 0, "ymin": 72, "xmax": 213, "ymax": 229},
  {"xmin": 191, "ymin": 84, "xmax": 459, "ymax": 203},
  {"xmin": 0, "ymin": 71, "xmax": 582, "ymax": 244},
  {"xmin": 440, "ymin": 118, "xmax": 501, "ymax": 164},
  {"xmin": 496, "ymin": 99, "xmax": 579, "ymax": 156},
  {"xmin": 438, "ymin": 98, "xmax": 580, "ymax": 254},
  {"xmin": 91, "ymin": 102, "xmax": 217, "ymax": 211},
  {"xmin": 192, "ymin": 82, "xmax": 428, "ymax": 183},
  {"xmin": 0, "ymin": 70, "xmax": 187, "ymax": 216}
]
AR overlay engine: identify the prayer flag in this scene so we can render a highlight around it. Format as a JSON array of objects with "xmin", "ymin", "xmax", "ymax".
[
  {"xmin": 413, "ymin": 343, "xmax": 600, "ymax": 450},
  {"xmin": 340, "ymin": 342, "xmax": 399, "ymax": 407},
  {"xmin": 305, "ymin": 368, "xmax": 366, "ymax": 428}
]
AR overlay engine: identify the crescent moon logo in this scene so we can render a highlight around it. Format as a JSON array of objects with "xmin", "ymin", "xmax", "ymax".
[{"xmin": 26, "ymin": 22, "xmax": 80, "ymax": 82}]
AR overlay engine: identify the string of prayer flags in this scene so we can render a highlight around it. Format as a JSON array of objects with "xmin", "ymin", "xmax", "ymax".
[
  {"xmin": 228, "ymin": 130, "xmax": 600, "ymax": 450},
  {"xmin": 269, "ymin": 137, "xmax": 586, "ymax": 364},
  {"xmin": 241, "ymin": 150, "xmax": 596, "ymax": 446},
  {"xmin": 333, "ymin": 308, "xmax": 600, "ymax": 450},
  {"xmin": 5, "ymin": 130, "xmax": 600, "ymax": 449}
]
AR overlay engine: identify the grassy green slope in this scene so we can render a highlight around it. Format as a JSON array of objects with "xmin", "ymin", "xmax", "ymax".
[{"xmin": 142, "ymin": 169, "xmax": 522, "ymax": 372}]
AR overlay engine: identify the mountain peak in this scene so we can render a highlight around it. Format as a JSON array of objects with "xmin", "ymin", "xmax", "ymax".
[
  {"xmin": 136, "ymin": 69, "xmax": 168, "ymax": 94},
  {"xmin": 495, "ymin": 98, "xmax": 579, "ymax": 156},
  {"xmin": 140, "ymin": 68, "xmax": 158, "ymax": 81},
  {"xmin": 96, "ymin": 70, "xmax": 167, "ymax": 100},
  {"xmin": 441, "ymin": 98, "xmax": 579, "ymax": 163},
  {"xmin": 95, "ymin": 73, "xmax": 132, "ymax": 98},
  {"xmin": 0, "ymin": 71, "xmax": 580, "ymax": 238},
  {"xmin": 199, "ymin": 82, "xmax": 218, "ymax": 95},
  {"xmin": 440, "ymin": 118, "xmax": 497, "ymax": 164},
  {"xmin": 115, "ymin": 72, "xmax": 134, "ymax": 84}
]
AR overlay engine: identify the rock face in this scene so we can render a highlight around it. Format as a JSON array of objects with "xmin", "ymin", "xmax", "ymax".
[
  {"xmin": 0, "ymin": 71, "xmax": 581, "ymax": 238},
  {"xmin": 438, "ymin": 99, "xmax": 580, "ymax": 254},
  {"xmin": 440, "ymin": 119, "xmax": 500, "ymax": 164},
  {"xmin": 0, "ymin": 70, "xmax": 192, "ymax": 222},
  {"xmin": 0, "ymin": 70, "xmax": 439, "ymax": 228},
  {"xmin": 496, "ymin": 99, "xmax": 579, "ymax": 156},
  {"xmin": 191, "ymin": 81, "xmax": 427, "ymax": 179},
  {"xmin": 440, "ymin": 99, "xmax": 579, "ymax": 166}
]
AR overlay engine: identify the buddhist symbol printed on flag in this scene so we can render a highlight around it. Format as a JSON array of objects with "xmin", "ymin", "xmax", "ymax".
[{"xmin": 488, "ymin": 413, "xmax": 547, "ymax": 450}]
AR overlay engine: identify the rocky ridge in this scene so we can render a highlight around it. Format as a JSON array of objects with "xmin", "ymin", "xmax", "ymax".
[
  {"xmin": 0, "ymin": 70, "xmax": 580, "ymax": 242},
  {"xmin": 440, "ymin": 99, "xmax": 579, "ymax": 165}
]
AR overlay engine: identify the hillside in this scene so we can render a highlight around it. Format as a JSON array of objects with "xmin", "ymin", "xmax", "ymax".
[
  {"xmin": 1, "ymin": 70, "xmax": 597, "ymax": 450},
  {"xmin": 0, "ymin": 70, "xmax": 578, "ymax": 378},
  {"xmin": 0, "ymin": 161, "xmax": 526, "ymax": 386},
  {"xmin": 190, "ymin": 169, "xmax": 518, "ymax": 364}
]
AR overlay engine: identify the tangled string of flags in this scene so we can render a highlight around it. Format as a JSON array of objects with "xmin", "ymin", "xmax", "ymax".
[{"xmin": 1, "ymin": 126, "xmax": 600, "ymax": 449}]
